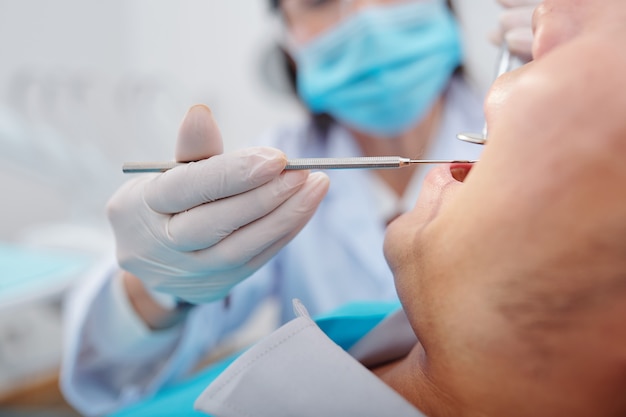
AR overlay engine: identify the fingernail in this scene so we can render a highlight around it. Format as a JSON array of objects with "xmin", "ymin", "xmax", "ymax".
[
  {"xmin": 302, "ymin": 172, "xmax": 330, "ymax": 206},
  {"xmin": 180, "ymin": 106, "xmax": 209, "ymax": 141},
  {"xmin": 246, "ymin": 147, "xmax": 287, "ymax": 181},
  {"xmin": 282, "ymin": 170, "xmax": 309, "ymax": 189},
  {"xmin": 176, "ymin": 104, "xmax": 223, "ymax": 162}
]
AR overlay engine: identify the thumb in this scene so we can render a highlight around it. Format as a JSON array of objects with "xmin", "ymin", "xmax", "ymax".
[{"xmin": 175, "ymin": 104, "xmax": 224, "ymax": 163}]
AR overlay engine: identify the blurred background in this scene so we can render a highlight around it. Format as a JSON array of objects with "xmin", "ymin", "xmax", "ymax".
[{"xmin": 0, "ymin": 0, "xmax": 499, "ymax": 415}]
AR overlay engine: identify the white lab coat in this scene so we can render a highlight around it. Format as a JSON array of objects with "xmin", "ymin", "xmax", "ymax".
[{"xmin": 60, "ymin": 76, "xmax": 484, "ymax": 416}]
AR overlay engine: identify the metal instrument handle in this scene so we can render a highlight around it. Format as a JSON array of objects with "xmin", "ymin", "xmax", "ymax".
[{"xmin": 285, "ymin": 156, "xmax": 409, "ymax": 170}]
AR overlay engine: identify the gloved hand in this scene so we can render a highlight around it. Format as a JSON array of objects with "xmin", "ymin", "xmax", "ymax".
[
  {"xmin": 492, "ymin": 0, "xmax": 542, "ymax": 60},
  {"xmin": 107, "ymin": 105, "xmax": 330, "ymax": 304}
]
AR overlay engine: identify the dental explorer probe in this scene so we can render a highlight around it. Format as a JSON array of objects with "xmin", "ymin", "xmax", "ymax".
[{"xmin": 122, "ymin": 157, "xmax": 478, "ymax": 174}]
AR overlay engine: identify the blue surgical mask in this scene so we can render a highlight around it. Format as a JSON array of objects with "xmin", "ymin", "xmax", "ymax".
[{"xmin": 291, "ymin": 0, "xmax": 463, "ymax": 138}]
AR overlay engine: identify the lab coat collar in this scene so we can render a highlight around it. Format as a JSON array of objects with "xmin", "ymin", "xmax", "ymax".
[{"xmin": 194, "ymin": 300, "xmax": 424, "ymax": 417}]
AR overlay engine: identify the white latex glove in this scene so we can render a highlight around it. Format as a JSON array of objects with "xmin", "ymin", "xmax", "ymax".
[
  {"xmin": 492, "ymin": 0, "xmax": 541, "ymax": 60},
  {"xmin": 107, "ymin": 105, "xmax": 330, "ymax": 304}
]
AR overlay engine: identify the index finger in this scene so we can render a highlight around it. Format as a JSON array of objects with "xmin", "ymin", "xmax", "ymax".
[{"xmin": 144, "ymin": 147, "xmax": 287, "ymax": 214}]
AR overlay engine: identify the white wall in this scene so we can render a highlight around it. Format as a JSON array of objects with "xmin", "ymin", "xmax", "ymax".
[
  {"xmin": 455, "ymin": 0, "xmax": 502, "ymax": 92},
  {"xmin": 0, "ymin": 0, "xmax": 502, "ymax": 243},
  {"xmin": 120, "ymin": 0, "xmax": 305, "ymax": 151},
  {"xmin": 0, "ymin": 0, "xmax": 130, "ymax": 245}
]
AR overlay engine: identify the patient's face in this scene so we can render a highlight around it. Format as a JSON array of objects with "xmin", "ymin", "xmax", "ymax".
[{"xmin": 383, "ymin": 1, "xmax": 626, "ymax": 416}]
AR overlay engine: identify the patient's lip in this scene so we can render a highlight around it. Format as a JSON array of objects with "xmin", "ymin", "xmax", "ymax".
[{"xmin": 449, "ymin": 163, "xmax": 474, "ymax": 183}]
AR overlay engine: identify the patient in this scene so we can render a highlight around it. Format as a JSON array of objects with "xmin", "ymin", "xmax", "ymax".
[{"xmin": 193, "ymin": 0, "xmax": 626, "ymax": 416}]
